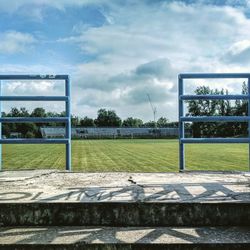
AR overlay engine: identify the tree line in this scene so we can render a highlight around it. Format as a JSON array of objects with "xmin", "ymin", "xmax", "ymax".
[
  {"xmin": 3, "ymin": 107, "xmax": 177, "ymax": 138},
  {"xmin": 187, "ymin": 82, "xmax": 248, "ymax": 137}
]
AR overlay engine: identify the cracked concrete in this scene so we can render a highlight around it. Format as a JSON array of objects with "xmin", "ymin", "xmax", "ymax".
[
  {"xmin": 1, "ymin": 171, "xmax": 250, "ymax": 248},
  {"xmin": 0, "ymin": 170, "xmax": 249, "ymax": 203}
]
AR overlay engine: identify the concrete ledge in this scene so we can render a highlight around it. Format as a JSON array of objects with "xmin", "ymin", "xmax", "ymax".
[
  {"xmin": 0, "ymin": 226, "xmax": 250, "ymax": 250},
  {"xmin": 0, "ymin": 171, "xmax": 249, "ymax": 203},
  {"xmin": 1, "ymin": 171, "xmax": 250, "ymax": 227},
  {"xmin": 1, "ymin": 202, "xmax": 250, "ymax": 227}
]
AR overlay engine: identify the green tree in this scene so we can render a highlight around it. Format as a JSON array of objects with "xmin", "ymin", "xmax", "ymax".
[
  {"xmin": 157, "ymin": 117, "xmax": 169, "ymax": 127},
  {"xmin": 122, "ymin": 117, "xmax": 143, "ymax": 127},
  {"xmin": 19, "ymin": 107, "xmax": 29, "ymax": 117},
  {"xmin": 2, "ymin": 124, "xmax": 11, "ymax": 137},
  {"xmin": 95, "ymin": 109, "xmax": 122, "ymax": 127},
  {"xmin": 31, "ymin": 107, "xmax": 46, "ymax": 117},
  {"xmin": 80, "ymin": 116, "xmax": 95, "ymax": 127},
  {"xmin": 187, "ymin": 86, "xmax": 227, "ymax": 137},
  {"xmin": 31, "ymin": 107, "xmax": 46, "ymax": 128},
  {"xmin": 216, "ymin": 89, "xmax": 234, "ymax": 137},
  {"xmin": 9, "ymin": 107, "xmax": 20, "ymax": 117},
  {"xmin": 25, "ymin": 131, "xmax": 35, "ymax": 138},
  {"xmin": 71, "ymin": 115, "xmax": 80, "ymax": 127},
  {"xmin": 234, "ymin": 82, "xmax": 248, "ymax": 136},
  {"xmin": 143, "ymin": 121, "xmax": 156, "ymax": 128},
  {"xmin": 186, "ymin": 84, "xmax": 249, "ymax": 137},
  {"xmin": 18, "ymin": 122, "xmax": 37, "ymax": 137},
  {"xmin": 187, "ymin": 86, "xmax": 214, "ymax": 137},
  {"xmin": 7, "ymin": 108, "xmax": 34, "ymax": 137}
]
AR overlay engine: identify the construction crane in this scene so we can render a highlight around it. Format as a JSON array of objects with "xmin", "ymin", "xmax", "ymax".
[{"xmin": 147, "ymin": 93, "xmax": 157, "ymax": 126}]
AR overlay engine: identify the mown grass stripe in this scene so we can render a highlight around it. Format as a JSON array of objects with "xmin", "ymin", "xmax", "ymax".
[{"xmin": 2, "ymin": 139, "xmax": 248, "ymax": 172}]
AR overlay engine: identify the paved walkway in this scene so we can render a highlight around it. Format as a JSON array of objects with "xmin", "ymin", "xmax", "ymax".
[
  {"xmin": 0, "ymin": 170, "xmax": 249, "ymax": 203},
  {"xmin": 1, "ymin": 226, "xmax": 250, "ymax": 245}
]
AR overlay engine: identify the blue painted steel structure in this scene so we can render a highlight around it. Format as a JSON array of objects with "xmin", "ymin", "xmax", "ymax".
[
  {"xmin": 178, "ymin": 73, "xmax": 250, "ymax": 172},
  {"xmin": 0, "ymin": 75, "xmax": 71, "ymax": 171}
]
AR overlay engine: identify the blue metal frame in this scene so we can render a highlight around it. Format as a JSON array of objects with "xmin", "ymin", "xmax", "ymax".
[
  {"xmin": 0, "ymin": 75, "xmax": 71, "ymax": 171},
  {"xmin": 178, "ymin": 73, "xmax": 250, "ymax": 172}
]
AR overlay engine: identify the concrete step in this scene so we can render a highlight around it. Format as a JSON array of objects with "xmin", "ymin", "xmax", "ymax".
[
  {"xmin": 0, "ymin": 226, "xmax": 250, "ymax": 250},
  {"xmin": 1, "ymin": 201, "xmax": 250, "ymax": 227}
]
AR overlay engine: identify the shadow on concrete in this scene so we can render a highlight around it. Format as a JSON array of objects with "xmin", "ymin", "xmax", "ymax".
[
  {"xmin": 0, "ymin": 182, "xmax": 249, "ymax": 202},
  {"xmin": 1, "ymin": 226, "xmax": 250, "ymax": 245}
]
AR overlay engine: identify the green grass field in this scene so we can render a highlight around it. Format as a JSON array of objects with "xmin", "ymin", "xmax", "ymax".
[{"xmin": 2, "ymin": 139, "xmax": 248, "ymax": 172}]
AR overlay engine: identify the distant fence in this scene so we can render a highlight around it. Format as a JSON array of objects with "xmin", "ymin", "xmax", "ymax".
[
  {"xmin": 178, "ymin": 73, "xmax": 250, "ymax": 172},
  {"xmin": 41, "ymin": 127, "xmax": 179, "ymax": 139}
]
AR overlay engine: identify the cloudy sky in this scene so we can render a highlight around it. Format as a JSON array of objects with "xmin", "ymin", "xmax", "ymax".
[{"xmin": 0, "ymin": 0, "xmax": 250, "ymax": 121}]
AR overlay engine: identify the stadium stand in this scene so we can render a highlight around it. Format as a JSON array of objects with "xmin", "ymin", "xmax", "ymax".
[{"xmin": 40, "ymin": 127, "xmax": 179, "ymax": 139}]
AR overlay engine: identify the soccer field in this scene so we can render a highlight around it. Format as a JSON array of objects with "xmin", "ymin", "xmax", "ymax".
[{"xmin": 2, "ymin": 139, "xmax": 249, "ymax": 172}]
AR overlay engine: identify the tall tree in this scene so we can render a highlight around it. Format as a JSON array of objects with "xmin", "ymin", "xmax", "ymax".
[
  {"xmin": 71, "ymin": 115, "xmax": 80, "ymax": 127},
  {"xmin": 80, "ymin": 116, "xmax": 95, "ymax": 127},
  {"xmin": 31, "ymin": 107, "xmax": 46, "ymax": 117},
  {"xmin": 187, "ymin": 86, "xmax": 217, "ymax": 137},
  {"xmin": 157, "ymin": 117, "xmax": 169, "ymax": 127},
  {"xmin": 122, "ymin": 117, "xmax": 143, "ymax": 127},
  {"xmin": 9, "ymin": 107, "xmax": 20, "ymax": 117},
  {"xmin": 187, "ymin": 84, "xmax": 247, "ymax": 137},
  {"xmin": 234, "ymin": 82, "xmax": 248, "ymax": 135},
  {"xmin": 95, "ymin": 109, "xmax": 122, "ymax": 127},
  {"xmin": 143, "ymin": 121, "xmax": 157, "ymax": 128}
]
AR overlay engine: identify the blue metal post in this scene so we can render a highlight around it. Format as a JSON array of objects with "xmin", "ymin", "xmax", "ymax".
[
  {"xmin": 178, "ymin": 75, "xmax": 185, "ymax": 171},
  {"xmin": 0, "ymin": 75, "xmax": 71, "ymax": 171},
  {"xmin": 248, "ymin": 78, "xmax": 250, "ymax": 171},
  {"xmin": 179, "ymin": 73, "xmax": 250, "ymax": 171},
  {"xmin": 179, "ymin": 73, "xmax": 250, "ymax": 79},
  {"xmin": 65, "ymin": 76, "xmax": 71, "ymax": 171},
  {"xmin": 0, "ymin": 80, "xmax": 2, "ymax": 170}
]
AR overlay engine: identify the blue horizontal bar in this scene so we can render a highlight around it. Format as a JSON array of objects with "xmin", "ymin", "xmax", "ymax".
[
  {"xmin": 0, "ymin": 117, "xmax": 69, "ymax": 123},
  {"xmin": 179, "ymin": 73, "xmax": 250, "ymax": 79},
  {"xmin": 180, "ymin": 95, "xmax": 249, "ymax": 100},
  {"xmin": 181, "ymin": 138, "xmax": 250, "ymax": 143},
  {"xmin": 181, "ymin": 116, "xmax": 250, "ymax": 122},
  {"xmin": 0, "ymin": 139, "xmax": 69, "ymax": 144},
  {"xmin": 0, "ymin": 96, "xmax": 68, "ymax": 101},
  {"xmin": 0, "ymin": 75, "xmax": 68, "ymax": 80}
]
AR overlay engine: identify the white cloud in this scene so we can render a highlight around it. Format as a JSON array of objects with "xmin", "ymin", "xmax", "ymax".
[
  {"xmin": 0, "ymin": 0, "xmax": 111, "ymax": 21},
  {"xmin": 6, "ymin": 81, "xmax": 56, "ymax": 94},
  {"xmin": 0, "ymin": 63, "xmax": 74, "ymax": 115},
  {"xmin": 0, "ymin": 0, "xmax": 105, "ymax": 12},
  {"xmin": 221, "ymin": 40, "xmax": 250, "ymax": 64},
  {"xmin": 0, "ymin": 0, "xmax": 248, "ymax": 13},
  {"xmin": 66, "ymin": 3, "xmax": 249, "ymax": 62},
  {"xmin": 63, "ymin": 1, "xmax": 250, "ymax": 120},
  {"xmin": 0, "ymin": 31, "xmax": 36, "ymax": 54},
  {"xmin": 2, "ymin": 1, "xmax": 250, "ymax": 121}
]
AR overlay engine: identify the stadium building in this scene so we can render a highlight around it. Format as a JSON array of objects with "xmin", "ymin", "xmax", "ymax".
[{"xmin": 40, "ymin": 127, "xmax": 179, "ymax": 139}]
